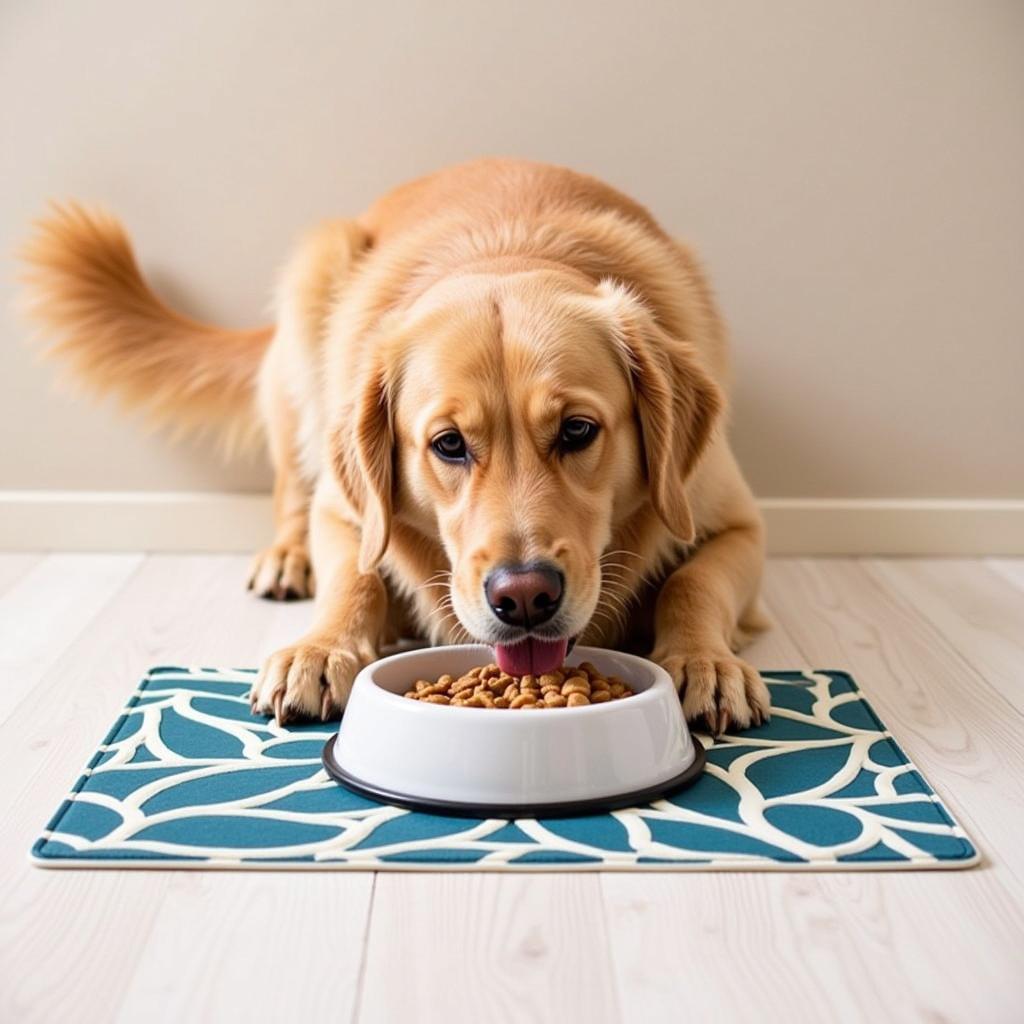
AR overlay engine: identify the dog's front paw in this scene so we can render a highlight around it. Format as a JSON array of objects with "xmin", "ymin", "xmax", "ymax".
[
  {"xmin": 653, "ymin": 647, "xmax": 770, "ymax": 736},
  {"xmin": 250, "ymin": 636, "xmax": 373, "ymax": 723},
  {"xmin": 247, "ymin": 542, "xmax": 314, "ymax": 601}
]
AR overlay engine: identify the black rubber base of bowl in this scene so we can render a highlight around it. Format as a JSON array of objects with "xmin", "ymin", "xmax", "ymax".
[{"xmin": 320, "ymin": 734, "xmax": 707, "ymax": 819}]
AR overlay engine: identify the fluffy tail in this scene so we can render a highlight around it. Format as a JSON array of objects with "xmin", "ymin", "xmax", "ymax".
[{"xmin": 19, "ymin": 203, "xmax": 274, "ymax": 453}]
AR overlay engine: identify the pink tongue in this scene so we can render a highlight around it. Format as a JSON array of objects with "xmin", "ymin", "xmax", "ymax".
[{"xmin": 495, "ymin": 636, "xmax": 569, "ymax": 676}]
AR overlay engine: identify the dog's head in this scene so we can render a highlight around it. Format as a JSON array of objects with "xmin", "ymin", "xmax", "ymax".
[{"xmin": 334, "ymin": 270, "xmax": 722, "ymax": 674}]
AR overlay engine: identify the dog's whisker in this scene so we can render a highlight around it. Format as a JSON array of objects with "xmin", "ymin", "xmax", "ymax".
[
  {"xmin": 425, "ymin": 607, "xmax": 469, "ymax": 645},
  {"xmin": 600, "ymin": 548, "xmax": 644, "ymax": 563},
  {"xmin": 602, "ymin": 602, "xmax": 628, "ymax": 628},
  {"xmin": 599, "ymin": 586, "xmax": 634, "ymax": 612},
  {"xmin": 419, "ymin": 573, "xmax": 452, "ymax": 589},
  {"xmin": 418, "ymin": 574, "xmax": 453, "ymax": 590},
  {"xmin": 604, "ymin": 580, "xmax": 635, "ymax": 600},
  {"xmin": 602, "ymin": 590, "xmax": 631, "ymax": 622},
  {"xmin": 424, "ymin": 605, "xmax": 456, "ymax": 624},
  {"xmin": 600, "ymin": 570, "xmax": 631, "ymax": 584},
  {"xmin": 430, "ymin": 610, "xmax": 470, "ymax": 645},
  {"xmin": 601, "ymin": 569, "xmax": 636, "ymax": 587},
  {"xmin": 600, "ymin": 563, "xmax": 634, "ymax": 575},
  {"xmin": 600, "ymin": 571, "xmax": 636, "ymax": 590},
  {"xmin": 590, "ymin": 611, "xmax": 624, "ymax": 641},
  {"xmin": 601, "ymin": 603, "xmax": 626, "ymax": 627},
  {"xmin": 593, "ymin": 595, "xmax": 627, "ymax": 631},
  {"xmin": 423, "ymin": 603, "xmax": 457, "ymax": 626},
  {"xmin": 602, "ymin": 602, "xmax": 629, "ymax": 624},
  {"xmin": 603, "ymin": 572, "xmax": 638, "ymax": 595}
]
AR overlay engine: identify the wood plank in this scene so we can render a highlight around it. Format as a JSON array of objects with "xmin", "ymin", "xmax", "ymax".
[
  {"xmin": 0, "ymin": 553, "xmax": 143, "ymax": 725},
  {"xmin": 0, "ymin": 553, "xmax": 42, "ymax": 596},
  {"xmin": 0, "ymin": 555, "xmax": 240, "ymax": 1022},
  {"xmin": 759, "ymin": 558, "xmax": 1024, "ymax": 1020},
  {"xmin": 602, "ymin": 560, "xmax": 1024, "ymax": 1023},
  {"xmin": 864, "ymin": 559, "xmax": 1024, "ymax": 716},
  {"xmin": 599, "ymin": 581, "xmax": 889, "ymax": 1024},
  {"xmin": 986, "ymin": 557, "xmax": 1024, "ymax": 594},
  {"xmin": 357, "ymin": 873, "xmax": 621, "ymax": 1024},
  {"xmin": 0, "ymin": 556, "xmax": 261, "ymax": 820},
  {"xmin": 0, "ymin": 556, "xmax": 370, "ymax": 1024},
  {"xmin": 738, "ymin": 592, "xmax": 813, "ymax": 669},
  {"xmin": 0, "ymin": 556, "xmax": 250, "ymax": 1021},
  {"xmin": 601, "ymin": 868, "xmax": 1023, "ymax": 1024},
  {"xmin": 114, "ymin": 872, "xmax": 374, "ymax": 1024},
  {"xmin": 762, "ymin": 559, "xmax": 1024, "ymax": 889},
  {"xmin": 115, "ymin": 590, "xmax": 373, "ymax": 1024}
]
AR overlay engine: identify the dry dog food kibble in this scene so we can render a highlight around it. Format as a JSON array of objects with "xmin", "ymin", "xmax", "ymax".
[{"xmin": 402, "ymin": 661, "xmax": 635, "ymax": 708}]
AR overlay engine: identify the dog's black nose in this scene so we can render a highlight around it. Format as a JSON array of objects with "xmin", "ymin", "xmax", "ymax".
[{"xmin": 484, "ymin": 563, "xmax": 564, "ymax": 628}]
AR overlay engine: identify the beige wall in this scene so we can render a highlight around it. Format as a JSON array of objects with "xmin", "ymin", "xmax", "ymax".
[{"xmin": 2, "ymin": 0, "xmax": 1022, "ymax": 499}]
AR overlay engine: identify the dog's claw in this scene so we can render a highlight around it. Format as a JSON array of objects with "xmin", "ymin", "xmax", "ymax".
[
  {"xmin": 273, "ymin": 692, "xmax": 285, "ymax": 726},
  {"xmin": 320, "ymin": 689, "xmax": 333, "ymax": 722},
  {"xmin": 719, "ymin": 709, "xmax": 731, "ymax": 735}
]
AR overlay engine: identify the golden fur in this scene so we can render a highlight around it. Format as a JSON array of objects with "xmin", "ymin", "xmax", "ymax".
[
  {"xmin": 20, "ymin": 202, "xmax": 273, "ymax": 454},
  {"xmin": 21, "ymin": 158, "xmax": 770, "ymax": 734}
]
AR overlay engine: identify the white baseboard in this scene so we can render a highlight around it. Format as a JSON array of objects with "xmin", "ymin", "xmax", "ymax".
[
  {"xmin": 0, "ymin": 491, "xmax": 271, "ymax": 554},
  {"xmin": 1, "ymin": 491, "xmax": 1022, "ymax": 555},
  {"xmin": 759, "ymin": 498, "xmax": 1024, "ymax": 555}
]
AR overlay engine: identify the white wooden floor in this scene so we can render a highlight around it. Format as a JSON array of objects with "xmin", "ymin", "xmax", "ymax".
[{"xmin": 0, "ymin": 555, "xmax": 1022, "ymax": 1023}]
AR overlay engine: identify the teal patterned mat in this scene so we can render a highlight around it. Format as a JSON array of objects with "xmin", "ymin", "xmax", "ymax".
[{"xmin": 32, "ymin": 667, "xmax": 977, "ymax": 870}]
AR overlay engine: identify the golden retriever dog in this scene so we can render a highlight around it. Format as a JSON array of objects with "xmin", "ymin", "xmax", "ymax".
[{"xmin": 21, "ymin": 158, "xmax": 770, "ymax": 734}]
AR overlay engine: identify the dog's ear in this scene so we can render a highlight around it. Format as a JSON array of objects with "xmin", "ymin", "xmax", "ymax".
[
  {"xmin": 332, "ymin": 351, "xmax": 395, "ymax": 574},
  {"xmin": 596, "ymin": 280, "xmax": 723, "ymax": 543}
]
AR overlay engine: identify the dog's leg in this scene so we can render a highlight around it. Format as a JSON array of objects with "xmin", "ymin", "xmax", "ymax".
[
  {"xmin": 652, "ymin": 523, "xmax": 771, "ymax": 735},
  {"xmin": 250, "ymin": 478, "xmax": 388, "ymax": 723},
  {"xmin": 248, "ymin": 219, "xmax": 370, "ymax": 601},
  {"xmin": 247, "ymin": 359, "xmax": 315, "ymax": 600},
  {"xmin": 650, "ymin": 458, "xmax": 771, "ymax": 735}
]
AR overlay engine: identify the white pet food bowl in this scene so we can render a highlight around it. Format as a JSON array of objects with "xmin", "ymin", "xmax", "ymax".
[{"xmin": 321, "ymin": 644, "xmax": 704, "ymax": 816}]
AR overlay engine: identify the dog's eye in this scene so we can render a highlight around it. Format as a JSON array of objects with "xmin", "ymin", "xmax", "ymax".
[
  {"xmin": 431, "ymin": 430, "xmax": 469, "ymax": 463},
  {"xmin": 558, "ymin": 417, "xmax": 600, "ymax": 453}
]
